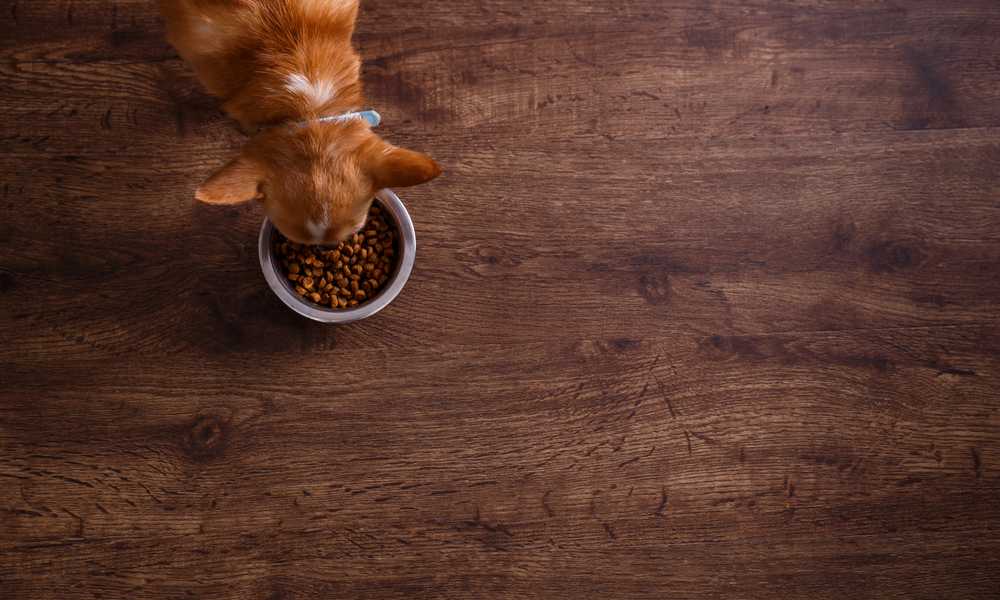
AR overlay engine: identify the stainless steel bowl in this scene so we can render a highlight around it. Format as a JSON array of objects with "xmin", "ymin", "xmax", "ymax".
[{"xmin": 258, "ymin": 188, "xmax": 416, "ymax": 324}]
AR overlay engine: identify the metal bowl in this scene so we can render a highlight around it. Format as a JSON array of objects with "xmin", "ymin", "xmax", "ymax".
[{"xmin": 258, "ymin": 189, "xmax": 416, "ymax": 324}]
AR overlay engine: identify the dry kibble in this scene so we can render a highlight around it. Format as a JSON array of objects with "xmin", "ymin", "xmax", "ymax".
[{"xmin": 274, "ymin": 201, "xmax": 400, "ymax": 311}]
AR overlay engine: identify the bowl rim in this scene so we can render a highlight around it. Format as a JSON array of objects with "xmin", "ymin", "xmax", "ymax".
[{"xmin": 258, "ymin": 188, "xmax": 416, "ymax": 324}]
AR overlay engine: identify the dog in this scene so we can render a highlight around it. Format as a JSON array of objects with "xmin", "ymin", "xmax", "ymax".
[{"xmin": 160, "ymin": 0, "xmax": 442, "ymax": 244}]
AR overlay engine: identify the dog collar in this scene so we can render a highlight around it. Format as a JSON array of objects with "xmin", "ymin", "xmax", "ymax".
[
  {"xmin": 259, "ymin": 109, "xmax": 381, "ymax": 134},
  {"xmin": 314, "ymin": 109, "xmax": 381, "ymax": 128}
]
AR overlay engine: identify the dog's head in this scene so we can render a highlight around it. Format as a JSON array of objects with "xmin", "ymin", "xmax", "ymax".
[{"xmin": 195, "ymin": 120, "xmax": 440, "ymax": 244}]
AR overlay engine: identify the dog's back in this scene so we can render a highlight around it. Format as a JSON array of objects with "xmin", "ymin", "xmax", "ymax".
[{"xmin": 160, "ymin": 0, "xmax": 360, "ymax": 116}]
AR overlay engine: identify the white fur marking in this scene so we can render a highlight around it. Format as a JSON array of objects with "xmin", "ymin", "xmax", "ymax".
[
  {"xmin": 299, "ymin": 0, "xmax": 355, "ymax": 15},
  {"xmin": 305, "ymin": 218, "xmax": 327, "ymax": 243},
  {"xmin": 285, "ymin": 73, "xmax": 337, "ymax": 108}
]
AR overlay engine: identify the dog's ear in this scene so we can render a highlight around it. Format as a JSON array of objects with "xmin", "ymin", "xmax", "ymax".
[
  {"xmin": 365, "ymin": 143, "xmax": 442, "ymax": 190},
  {"xmin": 195, "ymin": 156, "xmax": 266, "ymax": 204}
]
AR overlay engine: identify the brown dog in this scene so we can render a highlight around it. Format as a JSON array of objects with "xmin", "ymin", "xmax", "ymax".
[{"xmin": 160, "ymin": 0, "xmax": 441, "ymax": 244}]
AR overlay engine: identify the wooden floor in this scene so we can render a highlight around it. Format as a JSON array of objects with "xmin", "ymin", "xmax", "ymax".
[{"xmin": 2, "ymin": 1, "xmax": 1000, "ymax": 598}]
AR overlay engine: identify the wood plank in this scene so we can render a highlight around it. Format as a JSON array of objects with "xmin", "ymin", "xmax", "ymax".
[
  {"xmin": 2, "ymin": 328, "xmax": 998, "ymax": 598},
  {"xmin": 2, "ymin": 1, "xmax": 1000, "ymax": 137},
  {"xmin": 2, "ymin": 127, "xmax": 999, "ymax": 358}
]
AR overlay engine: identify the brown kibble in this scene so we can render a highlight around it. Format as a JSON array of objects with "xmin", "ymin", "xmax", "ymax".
[{"xmin": 274, "ymin": 201, "xmax": 400, "ymax": 310}]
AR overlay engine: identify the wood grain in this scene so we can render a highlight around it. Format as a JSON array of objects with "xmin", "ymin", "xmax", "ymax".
[{"xmin": 2, "ymin": 0, "xmax": 999, "ymax": 598}]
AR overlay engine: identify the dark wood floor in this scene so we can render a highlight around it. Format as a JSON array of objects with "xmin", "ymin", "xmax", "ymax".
[{"xmin": 2, "ymin": 1, "xmax": 1000, "ymax": 598}]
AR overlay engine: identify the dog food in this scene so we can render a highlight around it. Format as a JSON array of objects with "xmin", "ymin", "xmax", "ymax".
[{"xmin": 273, "ymin": 203, "xmax": 399, "ymax": 310}]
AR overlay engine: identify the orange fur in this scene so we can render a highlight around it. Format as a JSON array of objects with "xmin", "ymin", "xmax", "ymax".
[{"xmin": 161, "ymin": 0, "xmax": 442, "ymax": 244}]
